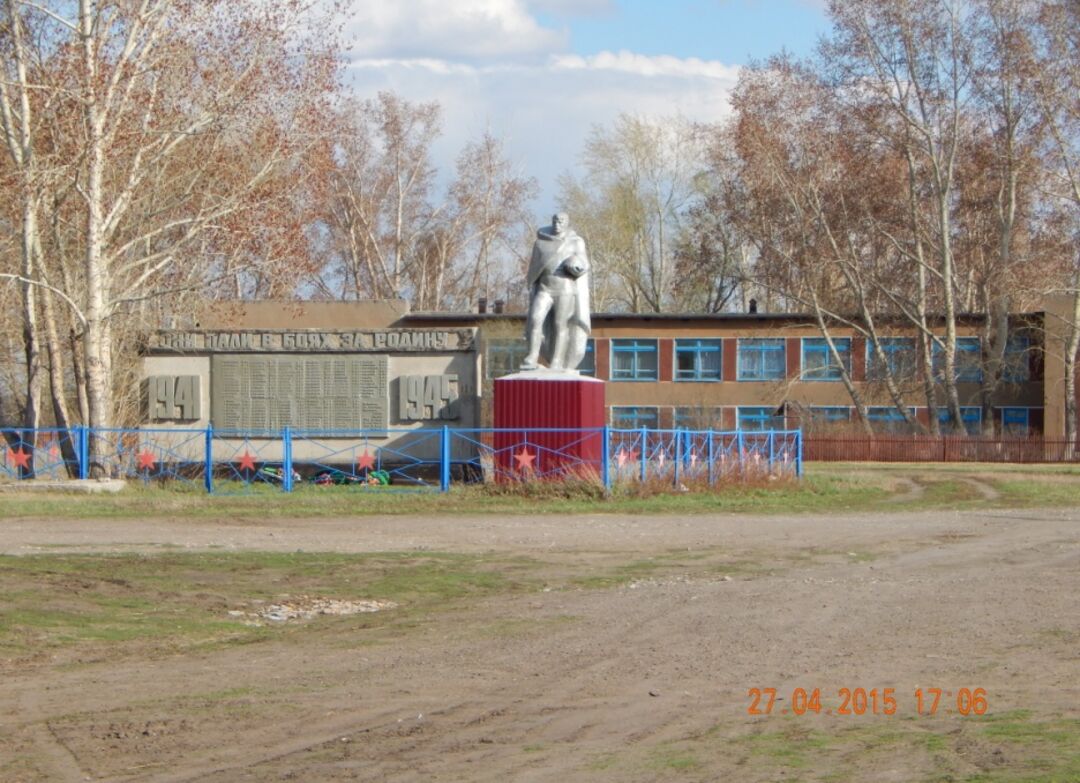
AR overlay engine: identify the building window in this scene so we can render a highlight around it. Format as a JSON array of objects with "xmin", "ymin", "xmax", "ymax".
[
  {"xmin": 933, "ymin": 336, "xmax": 982, "ymax": 382},
  {"xmin": 579, "ymin": 339, "xmax": 596, "ymax": 377},
  {"xmin": 674, "ymin": 406, "xmax": 724, "ymax": 430},
  {"xmin": 867, "ymin": 337, "xmax": 917, "ymax": 380},
  {"xmin": 737, "ymin": 338, "xmax": 786, "ymax": 381},
  {"xmin": 938, "ymin": 406, "xmax": 982, "ymax": 435},
  {"xmin": 810, "ymin": 406, "xmax": 852, "ymax": 423},
  {"xmin": 611, "ymin": 339, "xmax": 658, "ymax": 381},
  {"xmin": 611, "ymin": 406, "xmax": 659, "ymax": 429},
  {"xmin": 801, "ymin": 337, "xmax": 851, "ymax": 381},
  {"xmin": 1002, "ymin": 336, "xmax": 1030, "ymax": 382},
  {"xmin": 486, "ymin": 339, "xmax": 528, "ymax": 379},
  {"xmin": 867, "ymin": 406, "xmax": 917, "ymax": 434},
  {"xmin": 737, "ymin": 406, "xmax": 784, "ymax": 431},
  {"xmin": 1000, "ymin": 407, "xmax": 1032, "ymax": 435},
  {"xmin": 675, "ymin": 339, "xmax": 722, "ymax": 381}
]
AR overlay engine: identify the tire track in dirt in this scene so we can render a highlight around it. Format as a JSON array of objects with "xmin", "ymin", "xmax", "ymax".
[
  {"xmin": 151, "ymin": 589, "xmax": 699, "ymax": 782},
  {"xmin": 3, "ymin": 509, "xmax": 1077, "ymax": 782}
]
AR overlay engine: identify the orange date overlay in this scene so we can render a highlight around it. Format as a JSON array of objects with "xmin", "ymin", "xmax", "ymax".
[{"xmin": 747, "ymin": 687, "xmax": 988, "ymax": 717}]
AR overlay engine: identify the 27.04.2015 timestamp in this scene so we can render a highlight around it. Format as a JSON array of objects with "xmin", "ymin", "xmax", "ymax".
[{"xmin": 747, "ymin": 687, "xmax": 989, "ymax": 717}]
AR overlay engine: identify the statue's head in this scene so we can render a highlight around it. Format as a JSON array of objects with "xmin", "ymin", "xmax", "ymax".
[{"xmin": 552, "ymin": 212, "xmax": 569, "ymax": 235}]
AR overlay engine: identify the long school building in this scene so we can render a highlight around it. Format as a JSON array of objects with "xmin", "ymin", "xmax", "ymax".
[{"xmin": 142, "ymin": 297, "xmax": 1079, "ymax": 440}]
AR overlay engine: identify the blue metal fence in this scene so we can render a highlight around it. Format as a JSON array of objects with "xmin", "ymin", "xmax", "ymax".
[{"xmin": 1, "ymin": 425, "xmax": 802, "ymax": 492}]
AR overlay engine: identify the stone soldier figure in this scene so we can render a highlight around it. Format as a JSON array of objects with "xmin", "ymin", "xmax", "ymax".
[{"xmin": 521, "ymin": 212, "xmax": 591, "ymax": 371}]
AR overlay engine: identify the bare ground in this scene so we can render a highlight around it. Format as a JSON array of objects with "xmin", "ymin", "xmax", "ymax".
[{"xmin": 1, "ymin": 507, "xmax": 1078, "ymax": 782}]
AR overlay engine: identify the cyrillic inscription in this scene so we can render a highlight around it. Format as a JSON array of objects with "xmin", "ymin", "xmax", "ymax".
[{"xmin": 150, "ymin": 329, "xmax": 475, "ymax": 353}]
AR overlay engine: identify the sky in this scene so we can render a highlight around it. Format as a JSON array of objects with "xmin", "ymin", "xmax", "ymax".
[{"xmin": 340, "ymin": 0, "xmax": 832, "ymax": 214}]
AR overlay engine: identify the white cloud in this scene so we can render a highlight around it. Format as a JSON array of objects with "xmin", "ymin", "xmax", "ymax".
[
  {"xmin": 345, "ymin": 52, "xmax": 740, "ymax": 213},
  {"xmin": 551, "ymin": 50, "xmax": 741, "ymax": 80},
  {"xmin": 343, "ymin": 0, "xmax": 566, "ymax": 61},
  {"xmin": 524, "ymin": 0, "xmax": 615, "ymax": 16}
]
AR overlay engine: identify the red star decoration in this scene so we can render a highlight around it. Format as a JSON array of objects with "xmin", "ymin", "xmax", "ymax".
[
  {"xmin": 513, "ymin": 448, "xmax": 536, "ymax": 470},
  {"xmin": 47, "ymin": 443, "xmax": 61, "ymax": 459},
  {"xmin": 7, "ymin": 447, "xmax": 31, "ymax": 470},
  {"xmin": 235, "ymin": 450, "xmax": 257, "ymax": 472},
  {"xmin": 356, "ymin": 451, "xmax": 376, "ymax": 471},
  {"xmin": 136, "ymin": 450, "xmax": 157, "ymax": 471},
  {"xmin": 616, "ymin": 448, "xmax": 640, "ymax": 467}
]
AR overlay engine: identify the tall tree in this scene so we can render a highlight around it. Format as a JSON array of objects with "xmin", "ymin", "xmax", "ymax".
[
  {"xmin": 559, "ymin": 114, "xmax": 704, "ymax": 313},
  {"xmin": 0, "ymin": 0, "xmax": 343, "ymax": 470}
]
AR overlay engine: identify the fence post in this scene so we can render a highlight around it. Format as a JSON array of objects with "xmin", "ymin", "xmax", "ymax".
[
  {"xmin": 204, "ymin": 425, "xmax": 214, "ymax": 494},
  {"xmin": 797, "ymin": 431, "xmax": 804, "ymax": 477},
  {"xmin": 601, "ymin": 425, "xmax": 611, "ymax": 490},
  {"xmin": 440, "ymin": 425, "xmax": 451, "ymax": 492},
  {"xmin": 673, "ymin": 428, "xmax": 682, "ymax": 487},
  {"xmin": 78, "ymin": 425, "xmax": 89, "ymax": 480},
  {"xmin": 707, "ymin": 430, "xmax": 715, "ymax": 486},
  {"xmin": 282, "ymin": 426, "xmax": 293, "ymax": 493},
  {"xmin": 768, "ymin": 431, "xmax": 775, "ymax": 472},
  {"xmin": 639, "ymin": 426, "xmax": 647, "ymax": 483}
]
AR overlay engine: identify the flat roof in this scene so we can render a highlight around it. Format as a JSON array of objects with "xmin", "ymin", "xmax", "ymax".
[{"xmin": 401, "ymin": 310, "xmax": 1044, "ymax": 323}]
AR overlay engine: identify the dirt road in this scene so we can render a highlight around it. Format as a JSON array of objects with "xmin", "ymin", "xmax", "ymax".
[{"xmin": 2, "ymin": 507, "xmax": 1078, "ymax": 781}]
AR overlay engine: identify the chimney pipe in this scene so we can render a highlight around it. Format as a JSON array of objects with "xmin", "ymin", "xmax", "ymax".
[
  {"xmin": 477, "ymin": 296, "xmax": 488, "ymax": 314},
  {"xmin": 493, "ymin": 299, "xmax": 505, "ymax": 314},
  {"xmin": 748, "ymin": 298, "xmax": 758, "ymax": 314}
]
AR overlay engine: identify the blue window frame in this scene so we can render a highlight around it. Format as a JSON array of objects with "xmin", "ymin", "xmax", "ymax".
[
  {"xmin": 810, "ymin": 406, "xmax": 851, "ymax": 423},
  {"xmin": 933, "ymin": 337, "xmax": 982, "ymax": 382},
  {"xmin": 611, "ymin": 339, "xmax": 658, "ymax": 381},
  {"xmin": 737, "ymin": 338, "xmax": 786, "ymax": 381},
  {"xmin": 1001, "ymin": 407, "xmax": 1030, "ymax": 435},
  {"xmin": 611, "ymin": 406, "xmax": 659, "ymax": 429},
  {"xmin": 938, "ymin": 406, "xmax": 982, "ymax": 435},
  {"xmin": 486, "ymin": 339, "xmax": 528, "ymax": 379},
  {"xmin": 674, "ymin": 406, "xmax": 724, "ymax": 430},
  {"xmin": 867, "ymin": 406, "xmax": 917, "ymax": 434},
  {"xmin": 1002, "ymin": 336, "xmax": 1030, "ymax": 382},
  {"xmin": 579, "ymin": 339, "xmax": 596, "ymax": 377},
  {"xmin": 675, "ymin": 339, "xmax": 722, "ymax": 381},
  {"xmin": 801, "ymin": 338, "xmax": 851, "ymax": 381},
  {"xmin": 867, "ymin": 338, "xmax": 916, "ymax": 380},
  {"xmin": 737, "ymin": 406, "xmax": 784, "ymax": 431}
]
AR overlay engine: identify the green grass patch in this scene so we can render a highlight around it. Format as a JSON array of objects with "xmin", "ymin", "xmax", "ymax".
[
  {"xmin": 743, "ymin": 726, "xmax": 833, "ymax": 768},
  {"xmin": 647, "ymin": 745, "xmax": 702, "ymax": 772},
  {"xmin": 0, "ymin": 551, "xmax": 542, "ymax": 660},
  {"xmin": 916, "ymin": 479, "xmax": 985, "ymax": 507},
  {"xmin": 4, "ymin": 461, "xmax": 1079, "ymax": 519},
  {"xmin": 991, "ymin": 480, "xmax": 1080, "ymax": 508},
  {"xmin": 0, "ymin": 472, "xmax": 889, "ymax": 519}
]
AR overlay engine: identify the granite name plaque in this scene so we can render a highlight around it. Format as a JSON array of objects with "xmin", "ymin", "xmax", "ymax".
[{"xmin": 210, "ymin": 355, "xmax": 388, "ymax": 431}]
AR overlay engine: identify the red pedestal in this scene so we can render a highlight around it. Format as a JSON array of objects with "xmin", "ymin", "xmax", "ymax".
[{"xmin": 493, "ymin": 373, "xmax": 606, "ymax": 479}]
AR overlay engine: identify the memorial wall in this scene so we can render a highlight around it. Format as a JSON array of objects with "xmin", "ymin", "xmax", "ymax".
[{"xmin": 141, "ymin": 324, "xmax": 480, "ymax": 461}]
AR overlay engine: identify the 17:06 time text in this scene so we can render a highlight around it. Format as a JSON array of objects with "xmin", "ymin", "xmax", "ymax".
[{"xmin": 747, "ymin": 687, "xmax": 989, "ymax": 717}]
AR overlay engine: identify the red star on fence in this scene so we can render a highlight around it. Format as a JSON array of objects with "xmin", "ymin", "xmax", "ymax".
[
  {"xmin": 7, "ymin": 447, "xmax": 31, "ymax": 470},
  {"xmin": 356, "ymin": 451, "xmax": 376, "ymax": 471},
  {"xmin": 235, "ymin": 450, "xmax": 257, "ymax": 472},
  {"xmin": 514, "ymin": 448, "xmax": 536, "ymax": 471},
  {"xmin": 136, "ymin": 450, "xmax": 157, "ymax": 471},
  {"xmin": 47, "ymin": 443, "xmax": 61, "ymax": 459},
  {"xmin": 616, "ymin": 448, "xmax": 639, "ymax": 467}
]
